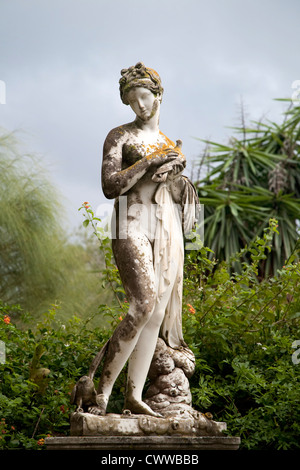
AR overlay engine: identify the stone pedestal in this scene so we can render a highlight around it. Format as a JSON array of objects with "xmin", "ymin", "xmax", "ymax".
[
  {"xmin": 45, "ymin": 434, "xmax": 240, "ymax": 450},
  {"xmin": 70, "ymin": 411, "xmax": 227, "ymax": 437},
  {"xmin": 45, "ymin": 412, "xmax": 240, "ymax": 450}
]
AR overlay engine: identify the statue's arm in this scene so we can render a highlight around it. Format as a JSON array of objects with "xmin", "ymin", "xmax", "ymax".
[
  {"xmin": 101, "ymin": 128, "xmax": 151, "ymax": 199},
  {"xmin": 101, "ymin": 127, "xmax": 180, "ymax": 199},
  {"xmin": 169, "ymin": 173, "xmax": 199, "ymax": 207},
  {"xmin": 169, "ymin": 172, "xmax": 187, "ymax": 203}
]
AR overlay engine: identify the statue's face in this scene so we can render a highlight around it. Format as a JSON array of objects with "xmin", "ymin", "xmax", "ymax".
[{"xmin": 126, "ymin": 87, "xmax": 160, "ymax": 121}]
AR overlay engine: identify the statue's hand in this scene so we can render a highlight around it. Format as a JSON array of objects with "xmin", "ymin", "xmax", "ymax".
[
  {"xmin": 148, "ymin": 139, "xmax": 186, "ymax": 175},
  {"xmin": 152, "ymin": 159, "xmax": 185, "ymax": 182},
  {"xmin": 147, "ymin": 148, "xmax": 179, "ymax": 168},
  {"xmin": 168, "ymin": 162, "xmax": 185, "ymax": 180}
]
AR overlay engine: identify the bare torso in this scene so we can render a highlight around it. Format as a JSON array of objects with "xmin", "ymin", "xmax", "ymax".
[{"xmin": 102, "ymin": 121, "xmax": 184, "ymax": 240}]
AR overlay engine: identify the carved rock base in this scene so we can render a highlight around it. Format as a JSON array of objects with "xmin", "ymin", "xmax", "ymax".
[{"xmin": 70, "ymin": 411, "xmax": 226, "ymax": 437}]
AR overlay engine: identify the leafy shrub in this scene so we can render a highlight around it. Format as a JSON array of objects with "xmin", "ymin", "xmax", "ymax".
[
  {"xmin": 183, "ymin": 219, "xmax": 300, "ymax": 449},
  {"xmin": 0, "ymin": 210, "xmax": 299, "ymax": 450},
  {"xmin": 0, "ymin": 303, "xmax": 113, "ymax": 449},
  {"xmin": 0, "ymin": 129, "xmax": 113, "ymax": 326}
]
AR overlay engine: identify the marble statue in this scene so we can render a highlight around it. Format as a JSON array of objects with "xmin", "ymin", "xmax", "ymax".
[{"xmin": 71, "ymin": 62, "xmax": 200, "ymax": 420}]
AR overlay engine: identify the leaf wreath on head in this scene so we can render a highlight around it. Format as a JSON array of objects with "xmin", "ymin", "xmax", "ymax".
[{"xmin": 119, "ymin": 62, "xmax": 164, "ymax": 105}]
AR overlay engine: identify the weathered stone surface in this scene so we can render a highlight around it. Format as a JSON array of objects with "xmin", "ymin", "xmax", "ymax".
[
  {"xmin": 46, "ymin": 435, "xmax": 241, "ymax": 450},
  {"xmin": 63, "ymin": 63, "xmax": 240, "ymax": 452},
  {"xmin": 70, "ymin": 62, "xmax": 200, "ymax": 419},
  {"xmin": 70, "ymin": 412, "xmax": 226, "ymax": 437},
  {"xmin": 145, "ymin": 338, "xmax": 196, "ymax": 417}
]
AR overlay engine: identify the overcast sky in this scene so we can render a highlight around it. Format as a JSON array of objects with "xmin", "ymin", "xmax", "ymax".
[{"xmin": 1, "ymin": 0, "xmax": 299, "ymax": 233}]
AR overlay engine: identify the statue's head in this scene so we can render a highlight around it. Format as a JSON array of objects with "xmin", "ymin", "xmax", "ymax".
[{"xmin": 119, "ymin": 62, "xmax": 164, "ymax": 105}]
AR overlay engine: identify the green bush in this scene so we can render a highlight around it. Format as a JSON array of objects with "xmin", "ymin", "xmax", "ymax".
[
  {"xmin": 0, "ymin": 303, "xmax": 113, "ymax": 449},
  {"xmin": 183, "ymin": 219, "xmax": 300, "ymax": 449},
  {"xmin": 0, "ymin": 129, "xmax": 113, "ymax": 327},
  {"xmin": 0, "ymin": 213, "xmax": 299, "ymax": 450}
]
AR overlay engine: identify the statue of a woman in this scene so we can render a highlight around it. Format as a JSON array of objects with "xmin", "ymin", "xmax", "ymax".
[{"xmin": 88, "ymin": 62, "xmax": 199, "ymax": 417}]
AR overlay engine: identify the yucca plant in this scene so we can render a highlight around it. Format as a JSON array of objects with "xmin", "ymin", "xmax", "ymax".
[{"xmin": 194, "ymin": 100, "xmax": 300, "ymax": 277}]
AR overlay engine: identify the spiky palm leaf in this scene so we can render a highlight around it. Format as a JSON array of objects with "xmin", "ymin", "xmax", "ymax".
[{"xmin": 195, "ymin": 100, "xmax": 300, "ymax": 276}]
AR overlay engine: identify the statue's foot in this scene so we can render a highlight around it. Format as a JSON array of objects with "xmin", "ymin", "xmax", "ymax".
[
  {"xmin": 124, "ymin": 397, "xmax": 162, "ymax": 418},
  {"xmin": 88, "ymin": 394, "xmax": 108, "ymax": 416}
]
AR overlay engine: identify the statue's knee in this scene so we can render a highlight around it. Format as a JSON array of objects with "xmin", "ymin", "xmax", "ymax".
[
  {"xmin": 148, "ymin": 308, "xmax": 165, "ymax": 330},
  {"xmin": 135, "ymin": 299, "xmax": 155, "ymax": 326}
]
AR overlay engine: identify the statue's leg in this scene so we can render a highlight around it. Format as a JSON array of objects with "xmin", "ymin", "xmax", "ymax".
[
  {"xmin": 89, "ymin": 234, "xmax": 156, "ymax": 415},
  {"xmin": 124, "ymin": 261, "xmax": 178, "ymax": 415}
]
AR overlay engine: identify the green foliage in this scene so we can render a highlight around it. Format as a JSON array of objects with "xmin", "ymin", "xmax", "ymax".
[
  {"xmin": 0, "ymin": 202, "xmax": 130, "ymax": 449},
  {"xmin": 78, "ymin": 203, "xmax": 129, "ymax": 318},
  {"xmin": 1, "ymin": 127, "xmax": 300, "ymax": 450},
  {"xmin": 49, "ymin": 231, "xmax": 114, "ymax": 329},
  {"xmin": 0, "ymin": 128, "xmax": 112, "ymax": 325},
  {"xmin": 0, "ymin": 129, "xmax": 66, "ymax": 310},
  {"xmin": 0, "ymin": 303, "xmax": 113, "ymax": 449},
  {"xmin": 195, "ymin": 100, "xmax": 300, "ymax": 276},
  {"xmin": 183, "ymin": 220, "xmax": 300, "ymax": 449},
  {"xmin": 1, "ymin": 211, "xmax": 299, "ymax": 450}
]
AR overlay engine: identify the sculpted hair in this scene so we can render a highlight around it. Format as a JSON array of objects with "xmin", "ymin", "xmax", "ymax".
[{"xmin": 119, "ymin": 62, "xmax": 164, "ymax": 105}]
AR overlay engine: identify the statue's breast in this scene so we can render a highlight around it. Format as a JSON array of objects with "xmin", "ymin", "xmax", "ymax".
[{"xmin": 122, "ymin": 142, "xmax": 147, "ymax": 169}]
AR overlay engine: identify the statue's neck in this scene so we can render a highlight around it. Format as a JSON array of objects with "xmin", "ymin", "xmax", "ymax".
[{"xmin": 135, "ymin": 113, "xmax": 160, "ymax": 133}]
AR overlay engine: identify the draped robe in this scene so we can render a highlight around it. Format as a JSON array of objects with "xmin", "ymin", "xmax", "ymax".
[{"xmin": 153, "ymin": 175, "xmax": 200, "ymax": 349}]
